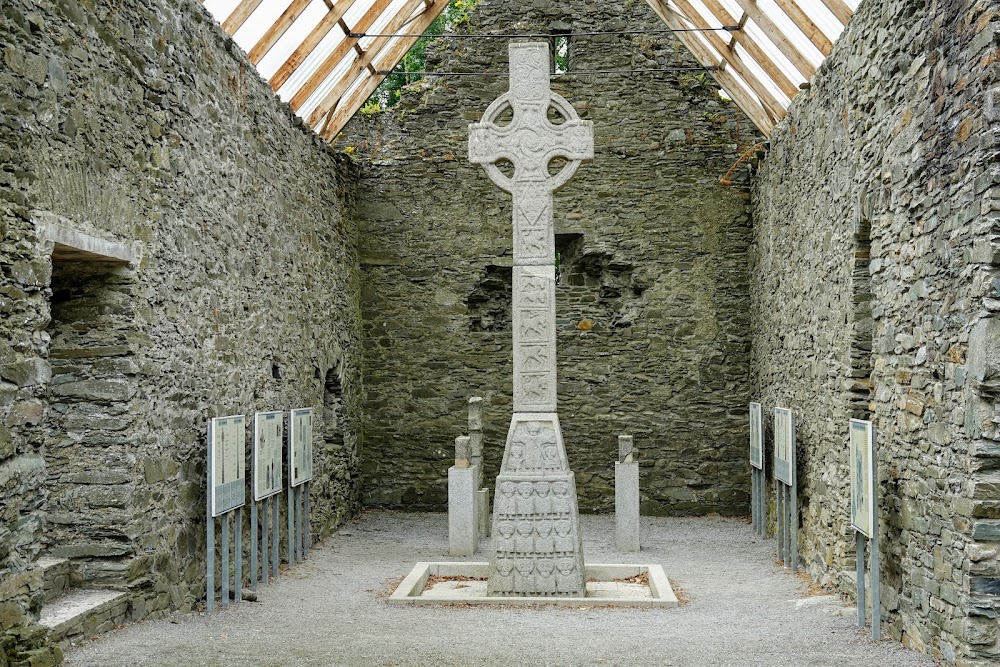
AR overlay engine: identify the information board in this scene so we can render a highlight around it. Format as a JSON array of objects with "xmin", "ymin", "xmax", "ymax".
[
  {"xmin": 749, "ymin": 402, "xmax": 763, "ymax": 469},
  {"xmin": 850, "ymin": 419, "xmax": 875, "ymax": 537},
  {"xmin": 253, "ymin": 411, "xmax": 284, "ymax": 501},
  {"xmin": 289, "ymin": 408, "xmax": 313, "ymax": 487},
  {"xmin": 209, "ymin": 415, "xmax": 246, "ymax": 516},
  {"xmin": 773, "ymin": 407, "xmax": 795, "ymax": 485}
]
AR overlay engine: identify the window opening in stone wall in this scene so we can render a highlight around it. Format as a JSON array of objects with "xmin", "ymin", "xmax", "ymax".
[
  {"xmin": 552, "ymin": 32, "xmax": 571, "ymax": 74},
  {"xmin": 849, "ymin": 192, "xmax": 875, "ymax": 419},
  {"xmin": 44, "ymin": 257, "xmax": 137, "ymax": 587},
  {"xmin": 321, "ymin": 366, "xmax": 358, "ymax": 527},
  {"xmin": 323, "ymin": 369, "xmax": 345, "ymax": 451}
]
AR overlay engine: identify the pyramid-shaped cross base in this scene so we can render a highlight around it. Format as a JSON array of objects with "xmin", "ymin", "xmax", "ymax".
[{"xmin": 487, "ymin": 414, "xmax": 586, "ymax": 597}]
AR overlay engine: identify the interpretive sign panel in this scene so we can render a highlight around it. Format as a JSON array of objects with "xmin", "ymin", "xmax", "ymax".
[
  {"xmin": 289, "ymin": 408, "xmax": 313, "ymax": 486},
  {"xmin": 773, "ymin": 407, "xmax": 795, "ymax": 485},
  {"xmin": 749, "ymin": 402, "xmax": 763, "ymax": 469},
  {"xmin": 253, "ymin": 411, "xmax": 283, "ymax": 501},
  {"xmin": 209, "ymin": 415, "xmax": 246, "ymax": 516},
  {"xmin": 849, "ymin": 419, "xmax": 875, "ymax": 537}
]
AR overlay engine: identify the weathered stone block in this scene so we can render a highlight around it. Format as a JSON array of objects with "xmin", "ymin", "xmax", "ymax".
[
  {"xmin": 615, "ymin": 461, "xmax": 640, "ymax": 552},
  {"xmin": 0, "ymin": 360, "xmax": 49, "ymax": 388},
  {"xmin": 48, "ymin": 380, "xmax": 135, "ymax": 402},
  {"xmin": 970, "ymin": 577, "xmax": 1000, "ymax": 596},
  {"xmin": 448, "ymin": 464, "xmax": 479, "ymax": 557},
  {"xmin": 963, "ymin": 617, "xmax": 1000, "ymax": 645}
]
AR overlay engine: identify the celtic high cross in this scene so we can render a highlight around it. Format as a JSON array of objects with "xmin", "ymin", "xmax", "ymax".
[{"xmin": 468, "ymin": 42, "xmax": 593, "ymax": 597}]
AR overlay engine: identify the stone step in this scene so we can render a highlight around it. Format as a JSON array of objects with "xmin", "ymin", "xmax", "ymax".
[
  {"xmin": 38, "ymin": 588, "xmax": 130, "ymax": 645},
  {"xmin": 36, "ymin": 556, "xmax": 83, "ymax": 603}
]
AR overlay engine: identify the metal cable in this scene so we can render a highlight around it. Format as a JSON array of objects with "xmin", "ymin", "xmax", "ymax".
[
  {"xmin": 375, "ymin": 66, "xmax": 718, "ymax": 77},
  {"xmin": 351, "ymin": 26, "xmax": 740, "ymax": 39}
]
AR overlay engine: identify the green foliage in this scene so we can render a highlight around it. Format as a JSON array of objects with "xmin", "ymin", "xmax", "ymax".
[
  {"xmin": 553, "ymin": 35, "xmax": 569, "ymax": 74},
  {"xmin": 679, "ymin": 72, "xmax": 714, "ymax": 92},
  {"xmin": 368, "ymin": 0, "xmax": 478, "ymax": 108},
  {"xmin": 359, "ymin": 100, "xmax": 383, "ymax": 116}
]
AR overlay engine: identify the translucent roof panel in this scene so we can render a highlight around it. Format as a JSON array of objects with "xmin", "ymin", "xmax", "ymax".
[{"xmin": 199, "ymin": 0, "xmax": 855, "ymax": 141}]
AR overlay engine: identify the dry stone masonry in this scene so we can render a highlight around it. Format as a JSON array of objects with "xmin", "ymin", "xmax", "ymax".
[
  {"xmin": 751, "ymin": 0, "xmax": 1000, "ymax": 663},
  {"xmin": 0, "ymin": 0, "xmax": 364, "ymax": 662},
  {"xmin": 3, "ymin": 0, "xmax": 998, "ymax": 663}
]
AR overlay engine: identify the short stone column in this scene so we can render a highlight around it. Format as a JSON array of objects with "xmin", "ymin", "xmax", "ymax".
[
  {"xmin": 615, "ymin": 435, "xmax": 640, "ymax": 552},
  {"xmin": 468, "ymin": 397, "xmax": 490, "ymax": 537},
  {"xmin": 449, "ymin": 436, "xmax": 480, "ymax": 556}
]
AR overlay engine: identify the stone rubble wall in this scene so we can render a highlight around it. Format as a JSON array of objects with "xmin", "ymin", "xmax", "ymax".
[
  {"xmin": 751, "ymin": 0, "xmax": 1000, "ymax": 664},
  {"xmin": 344, "ymin": 0, "xmax": 759, "ymax": 514},
  {"xmin": 0, "ymin": 0, "xmax": 363, "ymax": 662}
]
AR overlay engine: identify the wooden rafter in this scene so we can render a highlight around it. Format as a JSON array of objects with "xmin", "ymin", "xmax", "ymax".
[
  {"xmin": 698, "ymin": 0, "xmax": 799, "ymax": 99},
  {"xmin": 644, "ymin": 0, "xmax": 772, "ymax": 136},
  {"xmin": 730, "ymin": 0, "xmax": 816, "ymax": 79},
  {"xmin": 270, "ymin": 0, "xmax": 366, "ymax": 91},
  {"xmin": 248, "ymin": 0, "xmax": 313, "ymax": 65},
  {"xmin": 818, "ymin": 0, "xmax": 853, "ymax": 26},
  {"xmin": 288, "ymin": 0, "xmax": 397, "ymax": 109},
  {"xmin": 319, "ymin": 0, "xmax": 451, "ymax": 141},
  {"xmin": 670, "ymin": 0, "xmax": 786, "ymax": 120},
  {"xmin": 204, "ymin": 0, "xmax": 855, "ymax": 142},
  {"xmin": 307, "ymin": 0, "xmax": 446, "ymax": 126},
  {"xmin": 221, "ymin": 0, "xmax": 266, "ymax": 35},
  {"xmin": 771, "ymin": 0, "xmax": 833, "ymax": 56}
]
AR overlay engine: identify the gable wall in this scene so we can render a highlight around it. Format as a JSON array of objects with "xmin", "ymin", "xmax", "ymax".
[{"xmin": 346, "ymin": 0, "xmax": 758, "ymax": 513}]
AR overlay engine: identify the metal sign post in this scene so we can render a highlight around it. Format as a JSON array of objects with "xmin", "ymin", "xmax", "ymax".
[
  {"xmin": 289, "ymin": 408, "xmax": 314, "ymax": 564},
  {"xmin": 850, "ymin": 418, "xmax": 881, "ymax": 640},
  {"xmin": 773, "ymin": 408, "xmax": 797, "ymax": 572},
  {"xmin": 253, "ymin": 411, "xmax": 284, "ymax": 588},
  {"xmin": 205, "ymin": 415, "xmax": 247, "ymax": 613},
  {"xmin": 749, "ymin": 402, "xmax": 765, "ymax": 537}
]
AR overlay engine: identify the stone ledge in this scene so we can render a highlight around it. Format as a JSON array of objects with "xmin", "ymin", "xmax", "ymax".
[
  {"xmin": 389, "ymin": 561, "xmax": 678, "ymax": 607},
  {"xmin": 38, "ymin": 589, "xmax": 129, "ymax": 643},
  {"xmin": 32, "ymin": 211, "xmax": 140, "ymax": 266}
]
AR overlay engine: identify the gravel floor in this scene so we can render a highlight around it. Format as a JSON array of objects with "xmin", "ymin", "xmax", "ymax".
[{"xmin": 63, "ymin": 511, "xmax": 938, "ymax": 667}]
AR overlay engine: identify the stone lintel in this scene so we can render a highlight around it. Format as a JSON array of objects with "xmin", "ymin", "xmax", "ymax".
[{"xmin": 33, "ymin": 211, "xmax": 139, "ymax": 265}]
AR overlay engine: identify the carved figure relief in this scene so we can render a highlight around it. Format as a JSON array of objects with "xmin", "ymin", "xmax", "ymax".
[
  {"xmin": 517, "ymin": 227, "xmax": 550, "ymax": 259},
  {"xmin": 515, "ymin": 482, "xmax": 534, "ymax": 514},
  {"xmin": 521, "ymin": 345, "xmax": 550, "ymax": 372},
  {"xmin": 518, "ymin": 310, "xmax": 548, "ymax": 341},
  {"xmin": 520, "ymin": 374, "xmax": 552, "ymax": 405},
  {"xmin": 496, "ymin": 481, "xmax": 516, "ymax": 513},
  {"xmin": 519, "ymin": 277, "xmax": 549, "ymax": 305}
]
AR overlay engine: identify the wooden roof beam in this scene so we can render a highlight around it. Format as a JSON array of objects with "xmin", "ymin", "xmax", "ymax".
[
  {"xmin": 644, "ymin": 0, "xmax": 773, "ymax": 136},
  {"xmin": 319, "ymin": 0, "xmax": 452, "ymax": 141},
  {"xmin": 818, "ymin": 0, "xmax": 853, "ymax": 26},
  {"xmin": 248, "ymin": 0, "xmax": 312, "ymax": 65},
  {"xmin": 730, "ymin": 0, "xmax": 816, "ymax": 79},
  {"xmin": 770, "ymin": 0, "xmax": 833, "ymax": 55},
  {"xmin": 270, "ymin": 0, "xmax": 366, "ymax": 91},
  {"xmin": 671, "ymin": 0, "xmax": 787, "ymax": 120},
  {"xmin": 288, "ymin": 0, "xmax": 398, "ymax": 109},
  {"xmin": 698, "ymin": 0, "xmax": 799, "ymax": 99},
  {"xmin": 307, "ymin": 0, "xmax": 442, "ymax": 125},
  {"xmin": 221, "ymin": 0, "xmax": 266, "ymax": 35}
]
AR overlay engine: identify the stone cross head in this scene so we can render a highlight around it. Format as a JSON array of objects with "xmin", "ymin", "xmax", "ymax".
[{"xmin": 468, "ymin": 42, "xmax": 594, "ymax": 194}]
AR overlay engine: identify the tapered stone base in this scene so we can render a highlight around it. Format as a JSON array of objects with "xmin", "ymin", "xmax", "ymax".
[{"xmin": 487, "ymin": 413, "xmax": 586, "ymax": 597}]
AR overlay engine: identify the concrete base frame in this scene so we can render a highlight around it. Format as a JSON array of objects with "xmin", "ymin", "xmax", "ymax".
[{"xmin": 390, "ymin": 562, "xmax": 678, "ymax": 607}]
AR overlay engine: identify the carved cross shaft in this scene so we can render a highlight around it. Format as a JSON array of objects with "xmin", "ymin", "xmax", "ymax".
[{"xmin": 469, "ymin": 42, "xmax": 593, "ymax": 413}]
